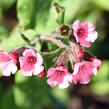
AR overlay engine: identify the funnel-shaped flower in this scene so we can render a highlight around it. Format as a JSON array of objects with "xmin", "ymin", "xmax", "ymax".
[
  {"xmin": 47, "ymin": 66, "xmax": 72, "ymax": 89},
  {"xmin": 72, "ymin": 61, "xmax": 98, "ymax": 84},
  {"xmin": 0, "ymin": 51, "xmax": 17, "ymax": 76},
  {"xmin": 19, "ymin": 49, "xmax": 44, "ymax": 76},
  {"xmin": 72, "ymin": 20, "xmax": 98, "ymax": 47}
]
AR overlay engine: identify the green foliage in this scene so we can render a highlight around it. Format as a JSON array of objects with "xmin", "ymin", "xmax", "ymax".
[
  {"xmin": 51, "ymin": 87, "xmax": 69, "ymax": 103},
  {"xmin": 92, "ymin": 61, "xmax": 109, "ymax": 94},
  {"xmin": 0, "ymin": 27, "xmax": 36, "ymax": 51},
  {"xmin": 0, "ymin": 0, "xmax": 15, "ymax": 11},
  {"xmin": 17, "ymin": 0, "xmax": 36, "ymax": 29},
  {"xmin": 1, "ymin": 77, "xmax": 51, "ymax": 109},
  {"xmin": 94, "ymin": 0, "xmax": 109, "ymax": 11}
]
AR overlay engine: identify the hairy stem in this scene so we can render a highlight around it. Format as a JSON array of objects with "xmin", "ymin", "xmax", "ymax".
[{"xmin": 40, "ymin": 34, "xmax": 67, "ymax": 48}]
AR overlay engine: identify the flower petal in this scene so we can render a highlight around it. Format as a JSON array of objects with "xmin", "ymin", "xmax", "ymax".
[{"xmin": 86, "ymin": 31, "xmax": 98, "ymax": 42}]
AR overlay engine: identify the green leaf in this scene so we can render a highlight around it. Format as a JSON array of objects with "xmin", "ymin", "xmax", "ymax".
[
  {"xmin": 17, "ymin": 0, "xmax": 36, "ymax": 29},
  {"xmin": 91, "ymin": 81, "xmax": 109, "ymax": 95},
  {"xmin": 57, "ymin": 0, "xmax": 84, "ymax": 23},
  {"xmin": 20, "ymin": 33, "xmax": 31, "ymax": 45},
  {"xmin": 1, "ymin": 0, "xmax": 15, "ymax": 10},
  {"xmin": 2, "ymin": 77, "xmax": 51, "ymax": 109},
  {"xmin": 34, "ymin": 0, "xmax": 52, "ymax": 34},
  {"xmin": 52, "ymin": 87, "xmax": 69, "ymax": 103},
  {"xmin": 53, "ymin": 2, "xmax": 65, "ymax": 25},
  {"xmin": 0, "ymin": 26, "xmax": 36, "ymax": 51},
  {"xmin": 92, "ymin": 60, "xmax": 109, "ymax": 82},
  {"xmin": 15, "ymin": 72, "xmax": 28, "ymax": 83},
  {"xmin": 46, "ymin": 0, "xmax": 84, "ymax": 32},
  {"xmin": 94, "ymin": 0, "xmax": 109, "ymax": 11},
  {"xmin": 56, "ymin": 9, "xmax": 65, "ymax": 25},
  {"xmin": 91, "ymin": 60, "xmax": 109, "ymax": 94},
  {"xmin": 0, "ymin": 25, "xmax": 9, "ymax": 42},
  {"xmin": 13, "ymin": 86, "xmax": 27, "ymax": 107},
  {"xmin": 2, "ymin": 87, "xmax": 17, "ymax": 109},
  {"xmin": 17, "ymin": 0, "xmax": 52, "ymax": 33},
  {"xmin": 14, "ymin": 77, "xmax": 50, "ymax": 109}
]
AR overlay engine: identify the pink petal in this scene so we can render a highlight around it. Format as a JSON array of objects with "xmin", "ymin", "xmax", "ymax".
[
  {"xmin": 73, "ymin": 63, "xmax": 80, "ymax": 75},
  {"xmin": 33, "ymin": 65, "xmax": 44, "ymax": 75},
  {"xmin": 36, "ymin": 53, "xmax": 43, "ymax": 65},
  {"xmin": 0, "ymin": 51, "xmax": 10, "ymax": 62},
  {"xmin": 59, "ymin": 74, "xmax": 72, "ymax": 89},
  {"xmin": 72, "ymin": 61, "xmax": 97, "ymax": 84},
  {"xmin": 19, "ymin": 57, "xmax": 34, "ymax": 71},
  {"xmin": 47, "ymin": 68, "xmax": 55, "ymax": 77},
  {"xmin": 2, "ymin": 63, "xmax": 17, "ymax": 76},
  {"xmin": 23, "ymin": 49, "xmax": 36, "ymax": 57},
  {"xmin": 72, "ymin": 74, "xmax": 79, "ymax": 84},
  {"xmin": 20, "ymin": 70, "xmax": 33, "ymax": 76},
  {"xmin": 92, "ymin": 58, "xmax": 101, "ymax": 68},
  {"xmin": 47, "ymin": 79, "xmax": 57, "ymax": 88},
  {"xmin": 86, "ymin": 31, "xmax": 98, "ymax": 42},
  {"xmin": 79, "ymin": 70, "xmax": 91, "ymax": 84},
  {"xmin": 47, "ymin": 66, "xmax": 71, "ymax": 89},
  {"xmin": 78, "ymin": 38, "xmax": 91, "ymax": 47},
  {"xmin": 87, "ymin": 22, "xmax": 95, "ymax": 32},
  {"xmin": 72, "ymin": 20, "xmax": 81, "ymax": 31},
  {"xmin": 92, "ymin": 67, "xmax": 97, "ymax": 75},
  {"xmin": 73, "ymin": 32, "xmax": 79, "ymax": 42},
  {"xmin": 0, "ymin": 51, "xmax": 17, "ymax": 76}
]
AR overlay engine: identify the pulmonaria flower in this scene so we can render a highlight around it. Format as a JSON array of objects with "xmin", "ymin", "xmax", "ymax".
[
  {"xmin": 19, "ymin": 49, "xmax": 44, "ymax": 76},
  {"xmin": 0, "ymin": 51, "xmax": 17, "ymax": 76},
  {"xmin": 72, "ymin": 20, "xmax": 98, "ymax": 47},
  {"xmin": 72, "ymin": 61, "xmax": 99, "ymax": 84},
  {"xmin": 47, "ymin": 66, "xmax": 72, "ymax": 89}
]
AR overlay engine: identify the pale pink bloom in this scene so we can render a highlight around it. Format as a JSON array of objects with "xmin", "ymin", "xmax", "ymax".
[
  {"xmin": 72, "ymin": 61, "xmax": 98, "ymax": 84},
  {"xmin": 47, "ymin": 66, "xmax": 72, "ymax": 89},
  {"xmin": 0, "ymin": 51, "xmax": 17, "ymax": 76},
  {"xmin": 19, "ymin": 49, "xmax": 44, "ymax": 76},
  {"xmin": 72, "ymin": 20, "xmax": 98, "ymax": 47}
]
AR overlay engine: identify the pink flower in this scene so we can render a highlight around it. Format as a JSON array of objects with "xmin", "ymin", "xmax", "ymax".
[
  {"xmin": 19, "ymin": 49, "xmax": 44, "ymax": 76},
  {"xmin": 0, "ymin": 51, "xmax": 17, "ymax": 76},
  {"xmin": 72, "ymin": 20, "xmax": 98, "ymax": 47},
  {"xmin": 47, "ymin": 66, "xmax": 72, "ymax": 89},
  {"xmin": 72, "ymin": 61, "xmax": 98, "ymax": 84}
]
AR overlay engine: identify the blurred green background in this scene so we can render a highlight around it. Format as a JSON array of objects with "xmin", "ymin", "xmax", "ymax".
[{"xmin": 0, "ymin": 0, "xmax": 109, "ymax": 109}]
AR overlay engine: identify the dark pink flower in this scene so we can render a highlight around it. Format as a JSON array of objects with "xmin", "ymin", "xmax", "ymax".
[
  {"xmin": 0, "ymin": 51, "xmax": 17, "ymax": 76},
  {"xmin": 47, "ymin": 66, "xmax": 72, "ymax": 89},
  {"xmin": 19, "ymin": 49, "xmax": 44, "ymax": 76},
  {"xmin": 72, "ymin": 20, "xmax": 98, "ymax": 47},
  {"xmin": 72, "ymin": 61, "xmax": 98, "ymax": 84}
]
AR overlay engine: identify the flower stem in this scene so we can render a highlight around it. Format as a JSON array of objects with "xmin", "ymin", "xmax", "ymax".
[{"xmin": 40, "ymin": 35, "xmax": 67, "ymax": 48}]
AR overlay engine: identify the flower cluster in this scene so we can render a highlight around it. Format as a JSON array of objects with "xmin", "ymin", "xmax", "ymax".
[
  {"xmin": 0, "ymin": 48, "xmax": 44, "ymax": 77},
  {"xmin": 47, "ymin": 20, "xmax": 101, "ymax": 88},
  {"xmin": 0, "ymin": 20, "xmax": 101, "ymax": 89}
]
